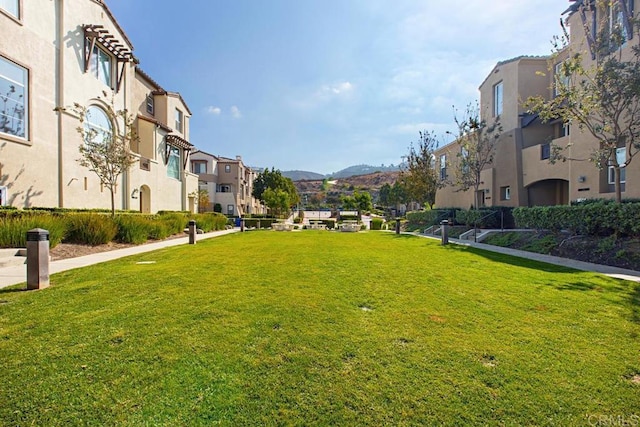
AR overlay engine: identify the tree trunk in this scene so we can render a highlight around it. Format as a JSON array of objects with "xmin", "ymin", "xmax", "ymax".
[
  {"xmin": 110, "ymin": 188, "xmax": 116, "ymax": 217},
  {"xmin": 615, "ymin": 166, "xmax": 622, "ymax": 203}
]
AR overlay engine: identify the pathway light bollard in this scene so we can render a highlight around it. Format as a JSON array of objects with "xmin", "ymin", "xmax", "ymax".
[
  {"xmin": 395, "ymin": 218, "xmax": 401, "ymax": 235},
  {"xmin": 241, "ymin": 218, "xmax": 245, "ymax": 232},
  {"xmin": 188, "ymin": 220, "xmax": 196, "ymax": 245},
  {"xmin": 26, "ymin": 228, "xmax": 50, "ymax": 290},
  {"xmin": 440, "ymin": 220, "xmax": 449, "ymax": 246}
]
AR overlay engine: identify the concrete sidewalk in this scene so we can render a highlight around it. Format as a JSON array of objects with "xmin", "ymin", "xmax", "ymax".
[
  {"xmin": 416, "ymin": 233, "xmax": 640, "ymax": 283},
  {"xmin": 0, "ymin": 228, "xmax": 239, "ymax": 289}
]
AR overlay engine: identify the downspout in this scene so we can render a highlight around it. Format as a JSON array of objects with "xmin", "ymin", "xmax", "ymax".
[{"xmin": 56, "ymin": 0, "xmax": 64, "ymax": 207}]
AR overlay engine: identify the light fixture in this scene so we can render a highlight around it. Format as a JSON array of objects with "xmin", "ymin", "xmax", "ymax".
[
  {"xmin": 578, "ymin": 176, "xmax": 586, "ymax": 183},
  {"xmin": 131, "ymin": 188, "xmax": 139, "ymax": 199}
]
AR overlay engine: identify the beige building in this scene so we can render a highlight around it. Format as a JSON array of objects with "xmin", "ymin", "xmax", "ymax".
[
  {"xmin": 0, "ymin": 0, "xmax": 198, "ymax": 212},
  {"xmin": 435, "ymin": 0, "xmax": 640, "ymax": 208},
  {"xmin": 190, "ymin": 150, "xmax": 264, "ymax": 216}
]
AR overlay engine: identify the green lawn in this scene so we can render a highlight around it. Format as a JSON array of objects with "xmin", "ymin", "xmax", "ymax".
[{"xmin": 1, "ymin": 231, "xmax": 639, "ymax": 425}]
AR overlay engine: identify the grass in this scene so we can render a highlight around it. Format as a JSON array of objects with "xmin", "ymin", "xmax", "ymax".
[{"xmin": 1, "ymin": 231, "xmax": 639, "ymax": 425}]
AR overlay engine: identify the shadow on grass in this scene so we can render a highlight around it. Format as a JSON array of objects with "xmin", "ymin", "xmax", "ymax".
[{"xmin": 0, "ymin": 287, "xmax": 27, "ymax": 294}]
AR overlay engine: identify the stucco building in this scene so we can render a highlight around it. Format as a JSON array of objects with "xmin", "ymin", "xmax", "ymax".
[
  {"xmin": 435, "ymin": 0, "xmax": 639, "ymax": 208},
  {"xmin": 190, "ymin": 150, "xmax": 264, "ymax": 216},
  {"xmin": 0, "ymin": 0, "xmax": 198, "ymax": 212}
]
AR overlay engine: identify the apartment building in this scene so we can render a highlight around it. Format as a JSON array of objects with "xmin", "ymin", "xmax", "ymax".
[
  {"xmin": 435, "ymin": 0, "xmax": 639, "ymax": 208},
  {"xmin": 0, "ymin": 0, "xmax": 198, "ymax": 212},
  {"xmin": 190, "ymin": 150, "xmax": 264, "ymax": 216}
]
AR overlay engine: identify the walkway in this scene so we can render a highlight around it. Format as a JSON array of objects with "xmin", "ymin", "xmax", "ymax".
[
  {"xmin": 0, "ymin": 229, "xmax": 239, "ymax": 289},
  {"xmin": 416, "ymin": 233, "xmax": 640, "ymax": 283}
]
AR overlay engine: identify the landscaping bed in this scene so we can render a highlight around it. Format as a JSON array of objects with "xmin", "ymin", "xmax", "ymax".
[{"xmin": 483, "ymin": 231, "xmax": 640, "ymax": 271}]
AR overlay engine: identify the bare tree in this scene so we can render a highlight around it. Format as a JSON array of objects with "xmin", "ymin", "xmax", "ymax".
[
  {"xmin": 453, "ymin": 102, "xmax": 502, "ymax": 209},
  {"xmin": 72, "ymin": 99, "xmax": 137, "ymax": 216},
  {"xmin": 526, "ymin": 1, "xmax": 640, "ymax": 203}
]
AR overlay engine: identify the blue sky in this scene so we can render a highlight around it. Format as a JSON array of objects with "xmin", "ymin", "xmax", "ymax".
[{"xmin": 107, "ymin": 1, "xmax": 566, "ymax": 175}]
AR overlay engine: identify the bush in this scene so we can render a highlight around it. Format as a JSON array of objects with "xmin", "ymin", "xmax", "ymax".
[
  {"xmin": 0, "ymin": 214, "xmax": 66, "ymax": 248},
  {"xmin": 158, "ymin": 212, "xmax": 189, "ymax": 235},
  {"xmin": 115, "ymin": 215, "xmax": 153, "ymax": 244},
  {"xmin": 243, "ymin": 218, "xmax": 276, "ymax": 229},
  {"xmin": 513, "ymin": 203, "xmax": 640, "ymax": 237},
  {"xmin": 65, "ymin": 214, "xmax": 118, "ymax": 245},
  {"xmin": 370, "ymin": 218, "xmax": 384, "ymax": 230},
  {"xmin": 192, "ymin": 213, "xmax": 227, "ymax": 232}
]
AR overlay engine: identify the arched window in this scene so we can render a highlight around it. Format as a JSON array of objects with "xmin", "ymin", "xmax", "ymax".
[{"xmin": 84, "ymin": 106, "xmax": 111, "ymax": 144}]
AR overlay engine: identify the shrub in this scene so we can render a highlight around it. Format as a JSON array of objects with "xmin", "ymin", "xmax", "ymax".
[
  {"xmin": 115, "ymin": 215, "xmax": 152, "ymax": 244},
  {"xmin": 513, "ymin": 203, "xmax": 640, "ymax": 237},
  {"xmin": 158, "ymin": 212, "xmax": 189, "ymax": 235},
  {"xmin": 370, "ymin": 218, "xmax": 384, "ymax": 230},
  {"xmin": 0, "ymin": 214, "xmax": 66, "ymax": 248},
  {"xmin": 65, "ymin": 214, "xmax": 118, "ymax": 245},
  {"xmin": 192, "ymin": 213, "xmax": 227, "ymax": 232}
]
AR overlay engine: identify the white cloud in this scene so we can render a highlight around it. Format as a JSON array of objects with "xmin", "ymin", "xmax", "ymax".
[
  {"xmin": 206, "ymin": 106, "xmax": 221, "ymax": 115},
  {"xmin": 320, "ymin": 81, "xmax": 353, "ymax": 95},
  {"xmin": 230, "ymin": 105, "xmax": 242, "ymax": 119}
]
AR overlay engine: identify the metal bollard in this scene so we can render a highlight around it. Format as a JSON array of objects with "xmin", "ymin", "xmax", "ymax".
[
  {"xmin": 26, "ymin": 228, "xmax": 50, "ymax": 290},
  {"xmin": 395, "ymin": 219, "xmax": 401, "ymax": 234},
  {"xmin": 188, "ymin": 220, "xmax": 196, "ymax": 245},
  {"xmin": 440, "ymin": 220, "xmax": 449, "ymax": 245}
]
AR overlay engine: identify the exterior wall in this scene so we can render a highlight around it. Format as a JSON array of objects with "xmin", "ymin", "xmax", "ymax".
[
  {"xmin": 0, "ymin": 0, "xmax": 195, "ymax": 212},
  {"xmin": 435, "ymin": 56, "xmax": 551, "ymax": 209}
]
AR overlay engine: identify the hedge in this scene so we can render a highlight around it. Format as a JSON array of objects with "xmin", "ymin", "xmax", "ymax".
[{"xmin": 513, "ymin": 202, "xmax": 640, "ymax": 236}]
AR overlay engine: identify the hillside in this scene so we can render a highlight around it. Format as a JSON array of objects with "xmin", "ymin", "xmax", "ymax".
[{"xmin": 294, "ymin": 171, "xmax": 399, "ymax": 200}]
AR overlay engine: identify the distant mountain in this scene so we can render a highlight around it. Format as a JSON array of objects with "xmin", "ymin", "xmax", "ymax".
[
  {"xmin": 282, "ymin": 170, "xmax": 326, "ymax": 181},
  {"xmin": 282, "ymin": 164, "xmax": 401, "ymax": 181},
  {"xmin": 328, "ymin": 164, "xmax": 400, "ymax": 179}
]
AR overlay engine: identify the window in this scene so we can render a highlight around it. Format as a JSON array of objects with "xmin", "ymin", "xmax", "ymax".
[
  {"xmin": 89, "ymin": 45, "xmax": 112, "ymax": 87},
  {"xmin": 224, "ymin": 164, "xmax": 231, "ymax": 173},
  {"xmin": 84, "ymin": 106, "xmax": 111, "ymax": 145},
  {"xmin": 175, "ymin": 109, "xmax": 183, "ymax": 133},
  {"xmin": 0, "ymin": 0, "xmax": 19, "ymax": 19},
  {"xmin": 541, "ymin": 143, "xmax": 551, "ymax": 160},
  {"xmin": 217, "ymin": 184, "xmax": 231, "ymax": 193},
  {"xmin": 500, "ymin": 186, "xmax": 511, "ymax": 201},
  {"xmin": 608, "ymin": 147, "xmax": 626, "ymax": 184},
  {"xmin": 439, "ymin": 154, "xmax": 446, "ymax": 180},
  {"xmin": 0, "ymin": 55, "xmax": 28, "ymax": 139},
  {"xmin": 609, "ymin": 0, "xmax": 632, "ymax": 48},
  {"xmin": 554, "ymin": 62, "xmax": 570, "ymax": 97},
  {"xmin": 227, "ymin": 204, "xmax": 234, "ymax": 215},
  {"xmin": 493, "ymin": 81, "xmax": 503, "ymax": 117},
  {"xmin": 146, "ymin": 94, "xmax": 154, "ymax": 115},
  {"xmin": 192, "ymin": 161, "xmax": 207, "ymax": 174},
  {"xmin": 167, "ymin": 145, "xmax": 180, "ymax": 180}
]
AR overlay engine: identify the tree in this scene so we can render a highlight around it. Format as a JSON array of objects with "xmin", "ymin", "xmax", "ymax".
[
  {"xmin": 72, "ymin": 100, "xmax": 137, "ymax": 216},
  {"xmin": 197, "ymin": 189, "xmax": 210, "ymax": 213},
  {"xmin": 400, "ymin": 131, "xmax": 441, "ymax": 209},
  {"xmin": 526, "ymin": 1, "xmax": 640, "ymax": 203},
  {"xmin": 345, "ymin": 190, "xmax": 373, "ymax": 214},
  {"xmin": 452, "ymin": 102, "xmax": 502, "ymax": 209},
  {"xmin": 389, "ymin": 181, "xmax": 408, "ymax": 216},
  {"xmin": 252, "ymin": 167, "xmax": 300, "ymax": 209},
  {"xmin": 378, "ymin": 183, "xmax": 391, "ymax": 208},
  {"xmin": 262, "ymin": 187, "xmax": 290, "ymax": 218}
]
